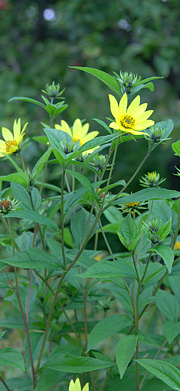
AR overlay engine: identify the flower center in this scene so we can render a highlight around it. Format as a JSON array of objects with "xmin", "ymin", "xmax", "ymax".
[
  {"xmin": 121, "ymin": 115, "xmax": 135, "ymax": 128},
  {"xmin": 5, "ymin": 140, "xmax": 18, "ymax": 153},
  {"xmin": 0, "ymin": 200, "xmax": 12, "ymax": 211}
]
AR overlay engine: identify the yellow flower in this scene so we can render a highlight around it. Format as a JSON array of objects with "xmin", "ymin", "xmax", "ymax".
[
  {"xmin": 55, "ymin": 119, "xmax": 99, "ymax": 153},
  {"xmin": 109, "ymin": 93, "xmax": 154, "ymax": 135},
  {"xmin": 69, "ymin": 378, "xmax": 89, "ymax": 391},
  {"xmin": 174, "ymin": 241, "xmax": 180, "ymax": 251},
  {"xmin": 0, "ymin": 118, "xmax": 28, "ymax": 157}
]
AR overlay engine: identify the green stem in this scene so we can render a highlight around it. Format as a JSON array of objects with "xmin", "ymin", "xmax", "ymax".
[
  {"xmin": 104, "ymin": 143, "xmax": 154, "ymax": 210},
  {"xmin": 0, "ymin": 376, "xmax": 11, "ymax": 391},
  {"xmin": 33, "ymin": 269, "xmax": 83, "ymax": 346},
  {"xmin": 19, "ymin": 152, "xmax": 26, "ymax": 172},
  {"xmin": 61, "ymin": 167, "xmax": 66, "ymax": 269},
  {"xmin": 7, "ymin": 218, "xmax": 36, "ymax": 388},
  {"xmin": 139, "ymin": 339, "xmax": 167, "ymax": 389}
]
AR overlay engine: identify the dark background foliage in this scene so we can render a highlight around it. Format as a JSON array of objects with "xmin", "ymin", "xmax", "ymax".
[{"xmin": 0, "ymin": 0, "xmax": 180, "ymax": 189}]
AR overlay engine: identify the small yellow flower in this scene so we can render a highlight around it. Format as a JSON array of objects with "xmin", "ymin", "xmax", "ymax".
[
  {"xmin": 69, "ymin": 378, "xmax": 89, "ymax": 391},
  {"xmin": 174, "ymin": 241, "xmax": 180, "ymax": 251},
  {"xmin": 109, "ymin": 93, "xmax": 154, "ymax": 135},
  {"xmin": 0, "ymin": 118, "xmax": 28, "ymax": 157},
  {"xmin": 55, "ymin": 119, "xmax": 99, "ymax": 153}
]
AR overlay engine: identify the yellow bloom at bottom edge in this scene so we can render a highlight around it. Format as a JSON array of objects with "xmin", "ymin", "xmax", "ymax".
[
  {"xmin": 69, "ymin": 378, "xmax": 89, "ymax": 391},
  {"xmin": 0, "ymin": 118, "xmax": 28, "ymax": 157}
]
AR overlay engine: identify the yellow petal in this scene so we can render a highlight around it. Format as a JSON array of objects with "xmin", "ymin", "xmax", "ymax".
[
  {"xmin": 81, "ymin": 123, "xmax": 90, "ymax": 138},
  {"xmin": 69, "ymin": 380, "xmax": 75, "ymax": 391},
  {"xmin": 119, "ymin": 93, "xmax": 127, "ymax": 116},
  {"xmin": 72, "ymin": 119, "xmax": 82, "ymax": 141},
  {"xmin": 134, "ymin": 120, "xmax": 154, "ymax": 130},
  {"xmin": 55, "ymin": 120, "xmax": 72, "ymax": 136},
  {"xmin": 127, "ymin": 95, "xmax": 140, "ymax": 116},
  {"xmin": 74, "ymin": 378, "xmax": 81, "ymax": 391},
  {"xmin": 120, "ymin": 128, "xmax": 147, "ymax": 135},
  {"xmin": 135, "ymin": 110, "xmax": 153, "ymax": 123},
  {"xmin": 82, "ymin": 383, "xmax": 89, "ymax": 391},
  {"xmin": 135, "ymin": 103, "xmax": 148, "ymax": 118},
  {"xmin": 109, "ymin": 94, "xmax": 120, "ymax": 121},
  {"xmin": 82, "ymin": 131, "xmax": 99, "ymax": 145},
  {"xmin": 13, "ymin": 119, "xmax": 21, "ymax": 140},
  {"xmin": 109, "ymin": 121, "xmax": 121, "ymax": 130},
  {"xmin": 2, "ymin": 127, "xmax": 14, "ymax": 141}
]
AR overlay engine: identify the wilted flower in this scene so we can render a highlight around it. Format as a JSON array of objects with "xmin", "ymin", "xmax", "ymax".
[
  {"xmin": 0, "ymin": 198, "xmax": 19, "ymax": 215},
  {"xmin": 0, "ymin": 118, "xmax": 28, "ymax": 157},
  {"xmin": 109, "ymin": 93, "xmax": 154, "ymax": 135},
  {"xmin": 69, "ymin": 378, "xmax": 89, "ymax": 391},
  {"xmin": 140, "ymin": 171, "xmax": 165, "ymax": 188}
]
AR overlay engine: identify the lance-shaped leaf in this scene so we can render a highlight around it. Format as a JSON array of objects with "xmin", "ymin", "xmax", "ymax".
[
  {"xmin": 136, "ymin": 359, "xmax": 180, "ymax": 391},
  {"xmin": 0, "ymin": 248, "xmax": 60, "ymax": 269},
  {"xmin": 43, "ymin": 354, "xmax": 113, "ymax": 372},
  {"xmin": 153, "ymin": 244, "xmax": 174, "ymax": 273},
  {"xmin": 70, "ymin": 66, "xmax": 122, "ymax": 95},
  {"xmin": 116, "ymin": 335, "xmax": 137, "ymax": 379},
  {"xmin": 87, "ymin": 315, "xmax": 132, "ymax": 352},
  {"xmin": 0, "ymin": 347, "xmax": 25, "ymax": 371},
  {"xmin": 4, "ymin": 210, "xmax": 59, "ymax": 231}
]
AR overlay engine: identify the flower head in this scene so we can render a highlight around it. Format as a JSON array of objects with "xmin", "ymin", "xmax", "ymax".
[
  {"xmin": 0, "ymin": 118, "xmax": 28, "ymax": 157},
  {"xmin": 0, "ymin": 198, "xmax": 19, "ymax": 215},
  {"xmin": 55, "ymin": 119, "xmax": 99, "ymax": 154},
  {"xmin": 69, "ymin": 378, "xmax": 89, "ymax": 391},
  {"xmin": 109, "ymin": 93, "xmax": 154, "ymax": 135},
  {"xmin": 140, "ymin": 171, "xmax": 165, "ymax": 188},
  {"xmin": 174, "ymin": 241, "xmax": 180, "ymax": 251}
]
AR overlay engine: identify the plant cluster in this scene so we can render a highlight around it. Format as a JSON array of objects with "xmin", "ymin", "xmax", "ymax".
[{"xmin": 0, "ymin": 68, "xmax": 180, "ymax": 391}]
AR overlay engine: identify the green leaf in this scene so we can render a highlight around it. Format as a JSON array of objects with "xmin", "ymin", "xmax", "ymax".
[
  {"xmin": 66, "ymin": 169, "xmax": 97, "ymax": 201},
  {"xmin": 45, "ymin": 103, "xmax": 68, "ymax": 119},
  {"xmin": 156, "ymin": 290, "xmax": 179, "ymax": 322},
  {"xmin": 11, "ymin": 182, "xmax": 32, "ymax": 210},
  {"xmin": 116, "ymin": 336, "xmax": 137, "ymax": 379},
  {"xmin": 1, "ymin": 248, "xmax": 60, "ymax": 269},
  {"xmin": 32, "ymin": 148, "xmax": 52, "ymax": 180},
  {"xmin": 78, "ymin": 258, "xmax": 136, "ymax": 279},
  {"xmin": 70, "ymin": 66, "xmax": 122, "ymax": 95},
  {"xmin": 172, "ymin": 140, "xmax": 180, "ymax": 157},
  {"xmin": 0, "ymin": 378, "xmax": 33, "ymax": 391},
  {"xmin": 0, "ymin": 347, "xmax": 25, "ymax": 371},
  {"xmin": 71, "ymin": 208, "xmax": 97, "ymax": 248},
  {"xmin": 35, "ymin": 370, "xmax": 64, "ymax": 391},
  {"xmin": 87, "ymin": 315, "xmax": 132, "ymax": 352},
  {"xmin": 0, "ymin": 331, "xmax": 6, "ymax": 340},
  {"xmin": 158, "ymin": 218, "xmax": 172, "ymax": 240},
  {"xmin": 115, "ymin": 188, "xmax": 180, "ymax": 205},
  {"xmin": 9, "ymin": 96, "xmax": 46, "ymax": 108},
  {"xmin": 43, "ymin": 354, "xmax": 113, "ymax": 372},
  {"xmin": 141, "ymin": 378, "xmax": 172, "ymax": 391},
  {"xmin": 0, "ymin": 173, "xmax": 29, "ymax": 188},
  {"xmin": 153, "ymin": 245, "xmax": 174, "ymax": 273},
  {"xmin": 136, "ymin": 359, "xmax": 180, "ymax": 391},
  {"xmin": 4, "ymin": 210, "xmax": 59, "ymax": 231},
  {"xmin": 93, "ymin": 118, "xmax": 112, "ymax": 133},
  {"xmin": 163, "ymin": 320, "xmax": 180, "ymax": 344},
  {"xmin": 103, "ymin": 205, "xmax": 123, "ymax": 224}
]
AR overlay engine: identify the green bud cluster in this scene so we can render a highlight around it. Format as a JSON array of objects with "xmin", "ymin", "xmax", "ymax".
[
  {"xmin": 92, "ymin": 154, "xmax": 106, "ymax": 172},
  {"xmin": 149, "ymin": 125, "xmax": 165, "ymax": 142},
  {"xmin": 63, "ymin": 140, "xmax": 76, "ymax": 154},
  {"xmin": 114, "ymin": 71, "xmax": 140, "ymax": 94},
  {"xmin": 140, "ymin": 171, "xmax": 165, "ymax": 188},
  {"xmin": 42, "ymin": 81, "xmax": 64, "ymax": 99},
  {"xmin": 147, "ymin": 218, "xmax": 161, "ymax": 244}
]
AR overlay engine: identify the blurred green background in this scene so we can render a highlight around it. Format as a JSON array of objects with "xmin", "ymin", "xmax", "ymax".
[{"xmin": 0, "ymin": 0, "xmax": 180, "ymax": 190}]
